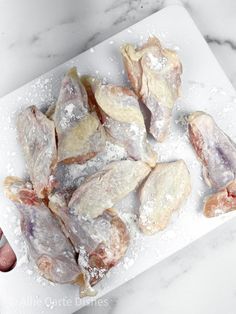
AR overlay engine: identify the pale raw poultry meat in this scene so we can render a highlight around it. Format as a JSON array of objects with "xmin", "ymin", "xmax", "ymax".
[
  {"xmin": 69, "ymin": 160, "xmax": 151, "ymax": 219},
  {"xmin": 54, "ymin": 67, "xmax": 106, "ymax": 164},
  {"xmin": 204, "ymin": 181, "xmax": 236, "ymax": 217},
  {"xmin": 51, "ymin": 140, "xmax": 128, "ymax": 205},
  {"xmin": 188, "ymin": 111, "xmax": 236, "ymax": 217},
  {"xmin": 17, "ymin": 106, "xmax": 57, "ymax": 198},
  {"xmin": 49, "ymin": 192, "xmax": 129, "ymax": 296},
  {"xmin": 4, "ymin": 176, "xmax": 82, "ymax": 286},
  {"xmin": 86, "ymin": 78, "xmax": 157, "ymax": 167},
  {"xmin": 121, "ymin": 36, "xmax": 182, "ymax": 142},
  {"xmin": 188, "ymin": 111, "xmax": 236, "ymax": 189},
  {"xmin": 139, "ymin": 160, "xmax": 191, "ymax": 235}
]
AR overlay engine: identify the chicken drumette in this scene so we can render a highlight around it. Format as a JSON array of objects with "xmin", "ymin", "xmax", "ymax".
[
  {"xmin": 4, "ymin": 176, "xmax": 82, "ymax": 286},
  {"xmin": 49, "ymin": 191, "xmax": 129, "ymax": 296}
]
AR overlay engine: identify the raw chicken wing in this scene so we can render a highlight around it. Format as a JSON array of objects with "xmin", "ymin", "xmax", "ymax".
[
  {"xmin": 54, "ymin": 67, "xmax": 106, "ymax": 164},
  {"xmin": 121, "ymin": 36, "xmax": 182, "ymax": 142},
  {"xmin": 69, "ymin": 160, "xmax": 151, "ymax": 219},
  {"xmin": 4, "ymin": 176, "xmax": 82, "ymax": 285},
  {"xmin": 188, "ymin": 111, "xmax": 236, "ymax": 217},
  {"xmin": 188, "ymin": 111, "xmax": 236, "ymax": 189},
  {"xmin": 17, "ymin": 106, "xmax": 57, "ymax": 198},
  {"xmin": 49, "ymin": 192, "xmax": 129, "ymax": 296},
  {"xmin": 139, "ymin": 160, "xmax": 191, "ymax": 235},
  {"xmin": 87, "ymin": 78, "xmax": 157, "ymax": 167}
]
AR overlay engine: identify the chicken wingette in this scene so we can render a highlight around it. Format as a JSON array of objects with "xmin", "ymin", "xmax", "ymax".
[
  {"xmin": 121, "ymin": 36, "xmax": 182, "ymax": 142},
  {"xmin": 188, "ymin": 111, "xmax": 236, "ymax": 217},
  {"xmin": 54, "ymin": 67, "xmax": 106, "ymax": 164},
  {"xmin": 139, "ymin": 160, "xmax": 191, "ymax": 234}
]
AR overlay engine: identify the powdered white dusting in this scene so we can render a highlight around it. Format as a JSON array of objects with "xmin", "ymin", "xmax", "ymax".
[
  {"xmin": 147, "ymin": 53, "xmax": 167, "ymax": 71},
  {"xmin": 59, "ymin": 101, "xmax": 88, "ymax": 131},
  {"xmin": 64, "ymin": 103, "xmax": 75, "ymax": 116},
  {"xmin": 55, "ymin": 141, "xmax": 127, "ymax": 191}
]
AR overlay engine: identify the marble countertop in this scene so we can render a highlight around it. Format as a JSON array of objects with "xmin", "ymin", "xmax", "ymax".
[{"xmin": 1, "ymin": 1, "xmax": 236, "ymax": 314}]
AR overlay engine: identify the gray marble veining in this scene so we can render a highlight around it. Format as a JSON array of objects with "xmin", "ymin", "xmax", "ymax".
[{"xmin": 205, "ymin": 35, "xmax": 236, "ymax": 51}]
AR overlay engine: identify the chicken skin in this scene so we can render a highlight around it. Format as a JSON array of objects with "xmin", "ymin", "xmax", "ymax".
[
  {"xmin": 54, "ymin": 67, "xmax": 106, "ymax": 164},
  {"xmin": 49, "ymin": 191, "xmax": 129, "ymax": 296},
  {"xmin": 85, "ymin": 78, "xmax": 157, "ymax": 167},
  {"xmin": 188, "ymin": 111, "xmax": 236, "ymax": 217},
  {"xmin": 4, "ymin": 176, "xmax": 82, "ymax": 285},
  {"xmin": 139, "ymin": 160, "xmax": 191, "ymax": 235},
  {"xmin": 188, "ymin": 111, "xmax": 236, "ymax": 189},
  {"xmin": 17, "ymin": 106, "xmax": 57, "ymax": 198},
  {"xmin": 121, "ymin": 36, "xmax": 182, "ymax": 142},
  {"xmin": 69, "ymin": 160, "xmax": 151, "ymax": 219}
]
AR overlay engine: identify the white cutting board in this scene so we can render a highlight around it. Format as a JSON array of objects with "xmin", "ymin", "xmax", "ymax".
[{"xmin": 0, "ymin": 5, "xmax": 236, "ymax": 314}]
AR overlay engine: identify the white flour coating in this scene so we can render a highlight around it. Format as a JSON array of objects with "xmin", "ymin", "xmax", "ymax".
[
  {"xmin": 64, "ymin": 103, "xmax": 75, "ymax": 116},
  {"xmin": 59, "ymin": 101, "xmax": 88, "ymax": 131},
  {"xmin": 55, "ymin": 141, "xmax": 128, "ymax": 191},
  {"xmin": 147, "ymin": 53, "xmax": 167, "ymax": 71}
]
